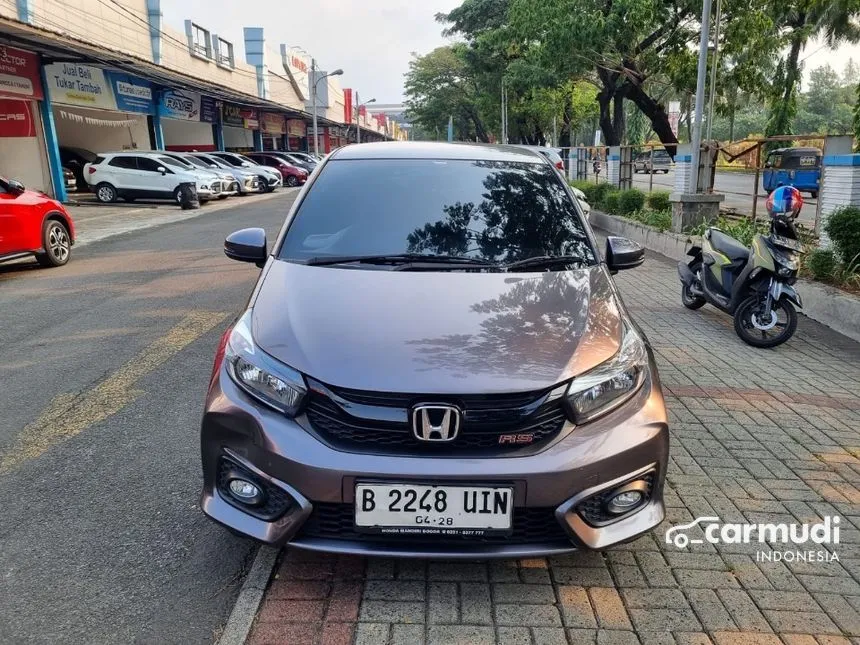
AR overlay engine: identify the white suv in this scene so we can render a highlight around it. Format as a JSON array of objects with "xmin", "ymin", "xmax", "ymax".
[{"xmin": 84, "ymin": 151, "xmax": 221, "ymax": 203}]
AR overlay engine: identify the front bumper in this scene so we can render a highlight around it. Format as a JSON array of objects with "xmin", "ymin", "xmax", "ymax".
[{"xmin": 200, "ymin": 360, "xmax": 669, "ymax": 557}]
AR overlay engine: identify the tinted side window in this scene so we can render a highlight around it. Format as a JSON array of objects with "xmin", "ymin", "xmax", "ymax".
[
  {"xmin": 108, "ymin": 156, "xmax": 137, "ymax": 169},
  {"xmin": 138, "ymin": 157, "xmax": 166, "ymax": 172}
]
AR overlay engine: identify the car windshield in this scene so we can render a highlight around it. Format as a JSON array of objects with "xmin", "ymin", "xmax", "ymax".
[
  {"xmin": 199, "ymin": 156, "xmax": 228, "ymax": 169},
  {"xmin": 159, "ymin": 156, "xmax": 192, "ymax": 169},
  {"xmin": 279, "ymin": 158, "xmax": 596, "ymax": 266},
  {"xmin": 182, "ymin": 156, "xmax": 210, "ymax": 169}
]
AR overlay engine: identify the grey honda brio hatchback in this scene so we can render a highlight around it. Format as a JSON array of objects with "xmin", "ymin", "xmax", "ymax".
[{"xmin": 200, "ymin": 142, "xmax": 669, "ymax": 558}]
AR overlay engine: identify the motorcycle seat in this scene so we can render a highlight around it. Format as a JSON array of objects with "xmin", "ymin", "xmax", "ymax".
[{"xmin": 708, "ymin": 229, "xmax": 750, "ymax": 262}]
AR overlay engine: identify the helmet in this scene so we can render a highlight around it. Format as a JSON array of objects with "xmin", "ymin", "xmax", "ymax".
[{"xmin": 766, "ymin": 185, "xmax": 803, "ymax": 219}]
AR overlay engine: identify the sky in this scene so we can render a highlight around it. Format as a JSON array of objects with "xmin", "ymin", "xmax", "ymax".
[
  {"xmin": 161, "ymin": 0, "xmax": 461, "ymax": 104},
  {"xmin": 161, "ymin": 1, "xmax": 860, "ymax": 102}
]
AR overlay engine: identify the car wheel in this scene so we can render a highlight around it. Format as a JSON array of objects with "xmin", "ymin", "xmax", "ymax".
[
  {"xmin": 286, "ymin": 175, "xmax": 299, "ymax": 187},
  {"xmin": 95, "ymin": 183, "xmax": 118, "ymax": 203},
  {"xmin": 37, "ymin": 219, "xmax": 71, "ymax": 267},
  {"xmin": 811, "ymin": 191, "xmax": 818, "ymax": 199},
  {"xmin": 663, "ymin": 169, "xmax": 669, "ymax": 174},
  {"xmin": 174, "ymin": 187, "xmax": 183, "ymax": 204}
]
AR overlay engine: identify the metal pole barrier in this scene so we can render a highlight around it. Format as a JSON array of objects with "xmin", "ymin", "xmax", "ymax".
[{"xmin": 751, "ymin": 143, "xmax": 762, "ymax": 222}]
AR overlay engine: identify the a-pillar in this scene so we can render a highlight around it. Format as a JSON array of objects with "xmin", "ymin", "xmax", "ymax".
[
  {"xmin": 818, "ymin": 153, "xmax": 860, "ymax": 248},
  {"xmin": 607, "ymin": 146, "xmax": 620, "ymax": 186}
]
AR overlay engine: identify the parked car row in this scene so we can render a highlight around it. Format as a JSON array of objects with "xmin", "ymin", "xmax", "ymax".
[{"xmin": 67, "ymin": 148, "xmax": 314, "ymax": 204}]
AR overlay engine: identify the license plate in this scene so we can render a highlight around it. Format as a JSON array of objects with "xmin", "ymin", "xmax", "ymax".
[{"xmin": 355, "ymin": 483, "xmax": 513, "ymax": 535}]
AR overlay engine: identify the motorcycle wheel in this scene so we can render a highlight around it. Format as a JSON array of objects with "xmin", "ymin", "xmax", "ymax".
[
  {"xmin": 733, "ymin": 295, "xmax": 797, "ymax": 348},
  {"xmin": 681, "ymin": 262, "xmax": 706, "ymax": 310}
]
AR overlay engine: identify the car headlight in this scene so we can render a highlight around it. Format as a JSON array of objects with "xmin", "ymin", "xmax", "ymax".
[
  {"xmin": 225, "ymin": 310, "xmax": 306, "ymax": 416},
  {"xmin": 565, "ymin": 324, "xmax": 648, "ymax": 423}
]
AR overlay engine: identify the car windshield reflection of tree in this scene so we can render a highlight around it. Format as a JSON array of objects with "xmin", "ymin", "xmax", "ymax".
[
  {"xmin": 406, "ymin": 271, "xmax": 619, "ymax": 382},
  {"xmin": 406, "ymin": 161, "xmax": 593, "ymax": 263}
]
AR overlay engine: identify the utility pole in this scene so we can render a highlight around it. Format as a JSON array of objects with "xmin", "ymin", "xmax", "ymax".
[
  {"xmin": 355, "ymin": 90, "xmax": 360, "ymax": 145},
  {"xmin": 311, "ymin": 61, "xmax": 343, "ymax": 156},
  {"xmin": 311, "ymin": 58, "xmax": 318, "ymax": 156},
  {"xmin": 705, "ymin": 0, "xmax": 723, "ymax": 142},
  {"xmin": 689, "ymin": 0, "xmax": 714, "ymax": 193}
]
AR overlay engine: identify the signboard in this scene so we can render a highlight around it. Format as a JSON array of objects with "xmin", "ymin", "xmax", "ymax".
[
  {"xmin": 44, "ymin": 63, "xmax": 113, "ymax": 110},
  {"xmin": 0, "ymin": 46, "xmax": 42, "ymax": 100},
  {"xmin": 282, "ymin": 45, "xmax": 310, "ymax": 98},
  {"xmin": 0, "ymin": 98, "xmax": 36, "ymax": 137},
  {"xmin": 105, "ymin": 71, "xmax": 153, "ymax": 114},
  {"xmin": 159, "ymin": 88, "xmax": 202, "ymax": 120},
  {"xmin": 223, "ymin": 103, "xmax": 259, "ymax": 129},
  {"xmin": 668, "ymin": 100, "xmax": 681, "ymax": 137},
  {"xmin": 200, "ymin": 95, "xmax": 218, "ymax": 123},
  {"xmin": 287, "ymin": 119, "xmax": 306, "ymax": 137},
  {"xmin": 261, "ymin": 112, "xmax": 285, "ymax": 135}
]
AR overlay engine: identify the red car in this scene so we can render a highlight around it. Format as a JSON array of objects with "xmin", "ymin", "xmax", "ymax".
[
  {"xmin": 0, "ymin": 176, "xmax": 75, "ymax": 268},
  {"xmin": 245, "ymin": 153, "xmax": 308, "ymax": 187}
]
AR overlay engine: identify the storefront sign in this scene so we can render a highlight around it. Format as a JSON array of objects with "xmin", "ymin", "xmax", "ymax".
[
  {"xmin": 0, "ymin": 98, "xmax": 35, "ymax": 137},
  {"xmin": 282, "ymin": 46, "xmax": 311, "ymax": 98},
  {"xmin": 286, "ymin": 119, "xmax": 306, "ymax": 137},
  {"xmin": 261, "ymin": 113, "xmax": 285, "ymax": 135},
  {"xmin": 0, "ymin": 46, "xmax": 42, "ymax": 100},
  {"xmin": 223, "ymin": 103, "xmax": 259, "ymax": 129},
  {"xmin": 44, "ymin": 63, "xmax": 113, "ymax": 110},
  {"xmin": 159, "ymin": 89, "xmax": 201, "ymax": 120},
  {"xmin": 105, "ymin": 71, "xmax": 153, "ymax": 114},
  {"xmin": 200, "ymin": 96, "xmax": 218, "ymax": 123}
]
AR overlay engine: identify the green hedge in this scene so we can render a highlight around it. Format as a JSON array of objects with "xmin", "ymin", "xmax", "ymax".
[
  {"xmin": 806, "ymin": 248, "xmax": 838, "ymax": 281},
  {"xmin": 825, "ymin": 206, "xmax": 860, "ymax": 270},
  {"xmin": 617, "ymin": 189, "xmax": 646, "ymax": 215},
  {"xmin": 647, "ymin": 190, "xmax": 671, "ymax": 212},
  {"xmin": 602, "ymin": 190, "xmax": 622, "ymax": 215}
]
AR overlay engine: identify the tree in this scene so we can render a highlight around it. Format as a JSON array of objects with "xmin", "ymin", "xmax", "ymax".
[
  {"xmin": 766, "ymin": 0, "xmax": 860, "ymax": 138},
  {"xmin": 404, "ymin": 46, "xmax": 491, "ymax": 142}
]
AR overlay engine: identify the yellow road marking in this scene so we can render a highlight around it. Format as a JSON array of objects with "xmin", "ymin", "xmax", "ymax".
[{"xmin": 0, "ymin": 311, "xmax": 228, "ymax": 475}]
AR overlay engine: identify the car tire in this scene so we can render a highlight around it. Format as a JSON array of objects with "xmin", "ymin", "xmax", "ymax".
[
  {"xmin": 95, "ymin": 183, "xmax": 118, "ymax": 203},
  {"xmin": 286, "ymin": 175, "xmax": 299, "ymax": 187},
  {"xmin": 174, "ymin": 187, "xmax": 183, "ymax": 204},
  {"xmin": 36, "ymin": 218, "xmax": 71, "ymax": 268},
  {"xmin": 663, "ymin": 169, "xmax": 669, "ymax": 174},
  {"xmin": 811, "ymin": 191, "xmax": 818, "ymax": 199}
]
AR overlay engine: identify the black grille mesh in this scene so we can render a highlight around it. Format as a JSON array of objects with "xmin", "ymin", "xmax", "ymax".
[
  {"xmin": 304, "ymin": 382, "xmax": 568, "ymax": 456},
  {"xmin": 575, "ymin": 472, "xmax": 655, "ymax": 526},
  {"xmin": 298, "ymin": 503, "xmax": 572, "ymax": 545},
  {"xmin": 216, "ymin": 458, "xmax": 293, "ymax": 521}
]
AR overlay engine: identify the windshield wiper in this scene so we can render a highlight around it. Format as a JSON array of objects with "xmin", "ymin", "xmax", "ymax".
[
  {"xmin": 301, "ymin": 253, "xmax": 496, "ymax": 268},
  {"xmin": 502, "ymin": 255, "xmax": 591, "ymax": 271}
]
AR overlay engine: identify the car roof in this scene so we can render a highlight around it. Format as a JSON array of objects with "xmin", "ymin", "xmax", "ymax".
[{"xmin": 331, "ymin": 141, "xmax": 545, "ymax": 163}]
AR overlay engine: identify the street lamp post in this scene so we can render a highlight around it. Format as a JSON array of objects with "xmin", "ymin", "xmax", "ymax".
[
  {"xmin": 355, "ymin": 93, "xmax": 376, "ymax": 144},
  {"xmin": 311, "ymin": 60, "xmax": 343, "ymax": 156}
]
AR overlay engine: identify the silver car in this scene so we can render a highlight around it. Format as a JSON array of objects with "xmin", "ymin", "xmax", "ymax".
[
  {"xmin": 190, "ymin": 153, "xmax": 264, "ymax": 195},
  {"xmin": 210, "ymin": 152, "xmax": 282, "ymax": 192}
]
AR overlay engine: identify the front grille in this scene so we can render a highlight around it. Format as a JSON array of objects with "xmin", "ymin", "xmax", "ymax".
[
  {"xmin": 297, "ymin": 503, "xmax": 572, "ymax": 545},
  {"xmin": 216, "ymin": 457, "xmax": 293, "ymax": 521},
  {"xmin": 303, "ymin": 381, "xmax": 569, "ymax": 456},
  {"xmin": 575, "ymin": 472, "xmax": 655, "ymax": 526}
]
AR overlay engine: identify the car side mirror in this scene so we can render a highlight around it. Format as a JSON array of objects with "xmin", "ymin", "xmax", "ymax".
[
  {"xmin": 7, "ymin": 179, "xmax": 25, "ymax": 194},
  {"xmin": 157, "ymin": 166, "xmax": 167, "ymax": 175},
  {"xmin": 225, "ymin": 228, "xmax": 267, "ymax": 267},
  {"xmin": 605, "ymin": 236, "xmax": 644, "ymax": 273}
]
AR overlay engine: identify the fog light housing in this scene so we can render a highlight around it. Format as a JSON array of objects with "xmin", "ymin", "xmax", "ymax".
[
  {"xmin": 229, "ymin": 479, "xmax": 262, "ymax": 503},
  {"xmin": 604, "ymin": 480, "xmax": 650, "ymax": 516}
]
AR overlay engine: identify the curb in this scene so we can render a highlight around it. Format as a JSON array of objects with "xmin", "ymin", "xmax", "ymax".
[
  {"xmin": 591, "ymin": 209, "xmax": 860, "ymax": 343},
  {"xmin": 216, "ymin": 545, "xmax": 280, "ymax": 645}
]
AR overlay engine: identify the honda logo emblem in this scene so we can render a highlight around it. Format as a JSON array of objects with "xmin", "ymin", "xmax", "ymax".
[{"xmin": 412, "ymin": 405, "xmax": 460, "ymax": 442}]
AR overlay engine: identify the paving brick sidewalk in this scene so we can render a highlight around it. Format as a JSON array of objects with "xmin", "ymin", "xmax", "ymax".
[{"xmin": 247, "ymin": 246, "xmax": 860, "ymax": 645}]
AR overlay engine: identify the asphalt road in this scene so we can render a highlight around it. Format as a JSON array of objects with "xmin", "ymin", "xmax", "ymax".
[
  {"xmin": 628, "ymin": 168, "xmax": 819, "ymax": 224},
  {"xmin": 0, "ymin": 193, "xmax": 296, "ymax": 644}
]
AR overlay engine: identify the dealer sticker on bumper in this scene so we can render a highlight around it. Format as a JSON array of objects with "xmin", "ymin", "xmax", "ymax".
[{"xmin": 355, "ymin": 483, "xmax": 513, "ymax": 535}]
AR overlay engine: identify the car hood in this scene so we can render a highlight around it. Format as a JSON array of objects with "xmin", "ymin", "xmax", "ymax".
[{"xmin": 250, "ymin": 261, "xmax": 623, "ymax": 394}]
